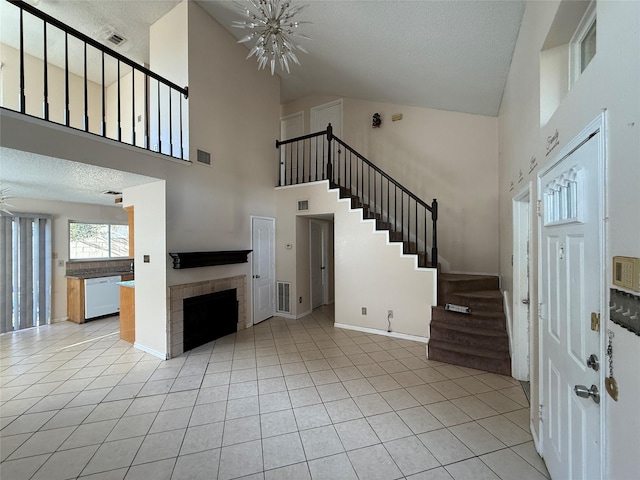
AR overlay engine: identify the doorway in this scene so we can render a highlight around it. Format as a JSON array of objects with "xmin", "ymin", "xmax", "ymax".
[
  {"xmin": 252, "ymin": 216, "xmax": 275, "ymax": 325},
  {"xmin": 310, "ymin": 220, "xmax": 329, "ymax": 309},
  {"xmin": 512, "ymin": 183, "xmax": 531, "ymax": 381},
  {"xmin": 538, "ymin": 115, "xmax": 605, "ymax": 480},
  {"xmin": 280, "ymin": 112, "xmax": 304, "ymax": 186}
]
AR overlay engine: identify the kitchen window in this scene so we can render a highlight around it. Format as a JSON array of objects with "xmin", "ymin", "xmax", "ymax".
[{"xmin": 69, "ymin": 222, "xmax": 129, "ymax": 259}]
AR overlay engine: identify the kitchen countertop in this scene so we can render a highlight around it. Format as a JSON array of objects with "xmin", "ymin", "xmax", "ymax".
[
  {"xmin": 118, "ymin": 280, "xmax": 135, "ymax": 288},
  {"xmin": 66, "ymin": 271, "xmax": 134, "ymax": 279}
]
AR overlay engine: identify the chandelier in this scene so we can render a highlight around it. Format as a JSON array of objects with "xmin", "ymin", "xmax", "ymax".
[{"xmin": 232, "ymin": 0, "xmax": 310, "ymax": 75}]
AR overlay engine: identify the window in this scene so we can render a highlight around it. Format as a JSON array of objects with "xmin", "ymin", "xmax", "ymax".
[
  {"xmin": 580, "ymin": 19, "xmax": 597, "ymax": 73},
  {"xmin": 571, "ymin": 2, "xmax": 597, "ymax": 82},
  {"xmin": 69, "ymin": 222, "xmax": 129, "ymax": 259}
]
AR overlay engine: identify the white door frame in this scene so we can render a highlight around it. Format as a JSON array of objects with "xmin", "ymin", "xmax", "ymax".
[
  {"xmin": 537, "ymin": 113, "xmax": 607, "ymax": 478},
  {"xmin": 250, "ymin": 216, "xmax": 276, "ymax": 326},
  {"xmin": 310, "ymin": 219, "xmax": 329, "ymax": 308},
  {"xmin": 512, "ymin": 182, "xmax": 531, "ymax": 381}
]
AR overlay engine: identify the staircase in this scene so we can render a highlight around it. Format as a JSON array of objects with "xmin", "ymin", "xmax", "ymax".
[
  {"xmin": 333, "ymin": 185, "xmax": 431, "ymax": 267},
  {"xmin": 428, "ymin": 273, "xmax": 511, "ymax": 375}
]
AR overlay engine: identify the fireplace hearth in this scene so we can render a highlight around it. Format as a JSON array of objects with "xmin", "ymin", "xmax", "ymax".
[{"xmin": 183, "ymin": 288, "xmax": 238, "ymax": 352}]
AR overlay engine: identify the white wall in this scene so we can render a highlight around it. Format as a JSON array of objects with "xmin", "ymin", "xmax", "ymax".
[
  {"xmin": 0, "ymin": 43, "xmax": 102, "ymax": 134},
  {"xmin": 498, "ymin": 1, "xmax": 640, "ymax": 476},
  {"xmin": 276, "ymin": 181, "xmax": 437, "ymax": 339},
  {"xmin": 0, "ymin": 0, "xmax": 281, "ymax": 355},
  {"xmin": 6, "ymin": 197, "xmax": 128, "ymax": 322},
  {"xmin": 123, "ymin": 181, "xmax": 167, "ymax": 357},
  {"xmin": 282, "ymin": 96, "xmax": 500, "ymax": 274}
]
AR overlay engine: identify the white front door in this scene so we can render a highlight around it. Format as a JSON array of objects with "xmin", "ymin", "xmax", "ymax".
[
  {"xmin": 252, "ymin": 217, "xmax": 275, "ymax": 324},
  {"xmin": 539, "ymin": 118, "xmax": 604, "ymax": 480},
  {"xmin": 310, "ymin": 220, "xmax": 328, "ymax": 309}
]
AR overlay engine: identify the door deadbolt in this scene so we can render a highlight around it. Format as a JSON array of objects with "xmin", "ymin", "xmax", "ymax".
[
  {"xmin": 574, "ymin": 384, "xmax": 600, "ymax": 404},
  {"xmin": 586, "ymin": 354, "xmax": 599, "ymax": 371}
]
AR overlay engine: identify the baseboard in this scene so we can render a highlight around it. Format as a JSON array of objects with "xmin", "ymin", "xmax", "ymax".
[
  {"xmin": 134, "ymin": 342, "xmax": 168, "ymax": 360},
  {"xmin": 275, "ymin": 309, "xmax": 312, "ymax": 320},
  {"xmin": 448, "ymin": 270, "xmax": 501, "ymax": 277},
  {"xmin": 334, "ymin": 323, "xmax": 428, "ymax": 344},
  {"xmin": 296, "ymin": 308, "xmax": 312, "ymax": 319},
  {"xmin": 51, "ymin": 316, "xmax": 69, "ymax": 324}
]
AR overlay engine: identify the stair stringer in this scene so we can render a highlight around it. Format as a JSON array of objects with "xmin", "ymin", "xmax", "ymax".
[{"xmin": 275, "ymin": 181, "xmax": 437, "ymax": 340}]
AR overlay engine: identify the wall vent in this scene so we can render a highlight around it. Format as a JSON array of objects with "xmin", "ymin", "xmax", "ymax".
[
  {"xmin": 102, "ymin": 190, "xmax": 122, "ymax": 196},
  {"xmin": 276, "ymin": 281, "xmax": 291, "ymax": 314},
  {"xmin": 197, "ymin": 149, "xmax": 211, "ymax": 166},
  {"xmin": 106, "ymin": 33, "xmax": 126, "ymax": 46},
  {"xmin": 297, "ymin": 200, "xmax": 309, "ymax": 211}
]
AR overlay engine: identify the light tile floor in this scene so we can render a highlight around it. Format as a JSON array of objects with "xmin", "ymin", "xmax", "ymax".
[{"xmin": 0, "ymin": 306, "xmax": 550, "ymax": 480}]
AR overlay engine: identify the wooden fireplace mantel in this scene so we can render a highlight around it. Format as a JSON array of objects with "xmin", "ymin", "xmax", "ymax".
[{"xmin": 168, "ymin": 250, "xmax": 252, "ymax": 269}]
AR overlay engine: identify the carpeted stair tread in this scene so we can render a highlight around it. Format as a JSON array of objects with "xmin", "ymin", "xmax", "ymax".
[
  {"xmin": 430, "ymin": 321, "xmax": 509, "ymax": 338},
  {"xmin": 428, "ymin": 339, "xmax": 510, "ymax": 360},
  {"xmin": 430, "ymin": 323, "xmax": 509, "ymax": 351},
  {"xmin": 428, "ymin": 340, "xmax": 511, "ymax": 375},
  {"xmin": 431, "ymin": 306, "xmax": 506, "ymax": 331}
]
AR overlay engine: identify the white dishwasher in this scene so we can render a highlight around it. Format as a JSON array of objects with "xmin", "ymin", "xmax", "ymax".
[{"xmin": 84, "ymin": 276, "xmax": 121, "ymax": 319}]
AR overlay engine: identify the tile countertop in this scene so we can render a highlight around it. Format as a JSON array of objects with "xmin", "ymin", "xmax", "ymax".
[{"xmin": 117, "ymin": 280, "xmax": 135, "ymax": 288}]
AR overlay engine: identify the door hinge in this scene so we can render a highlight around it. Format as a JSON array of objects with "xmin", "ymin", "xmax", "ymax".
[
  {"xmin": 591, "ymin": 312, "xmax": 600, "ymax": 332},
  {"xmin": 536, "ymin": 200, "xmax": 542, "ymax": 217},
  {"xmin": 539, "ymin": 404, "xmax": 543, "ymax": 422}
]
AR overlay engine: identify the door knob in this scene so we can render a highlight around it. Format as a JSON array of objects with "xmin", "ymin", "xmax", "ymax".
[
  {"xmin": 574, "ymin": 384, "xmax": 600, "ymax": 404},
  {"xmin": 254, "ymin": 275, "xmax": 261, "ymax": 279},
  {"xmin": 521, "ymin": 298, "xmax": 529, "ymax": 305},
  {"xmin": 586, "ymin": 354, "xmax": 599, "ymax": 371}
]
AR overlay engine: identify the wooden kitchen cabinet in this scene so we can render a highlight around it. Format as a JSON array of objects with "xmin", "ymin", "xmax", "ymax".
[
  {"xmin": 67, "ymin": 277, "xmax": 85, "ymax": 323},
  {"xmin": 119, "ymin": 284, "xmax": 135, "ymax": 343}
]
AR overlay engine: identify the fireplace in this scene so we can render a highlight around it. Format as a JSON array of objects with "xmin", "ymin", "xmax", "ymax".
[{"xmin": 183, "ymin": 288, "xmax": 238, "ymax": 352}]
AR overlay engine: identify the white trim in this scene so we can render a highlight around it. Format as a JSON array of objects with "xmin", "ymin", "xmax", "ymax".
[
  {"xmin": 503, "ymin": 290, "xmax": 513, "ymax": 356},
  {"xmin": 280, "ymin": 111, "xmax": 304, "ymax": 124},
  {"xmin": 531, "ymin": 420, "xmax": 542, "ymax": 454},
  {"xmin": 569, "ymin": 1, "xmax": 597, "ymax": 86},
  {"xmin": 512, "ymin": 182, "xmax": 532, "ymax": 381},
  {"xmin": 335, "ymin": 323, "xmax": 429, "ymax": 344},
  {"xmin": 250, "ymin": 216, "xmax": 276, "ymax": 327},
  {"xmin": 134, "ymin": 342, "xmax": 168, "ymax": 360}
]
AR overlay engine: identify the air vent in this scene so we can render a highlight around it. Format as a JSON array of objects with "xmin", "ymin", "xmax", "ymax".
[
  {"xmin": 102, "ymin": 190, "xmax": 122, "ymax": 196},
  {"xmin": 106, "ymin": 33, "xmax": 126, "ymax": 46},
  {"xmin": 297, "ymin": 200, "xmax": 309, "ymax": 211},
  {"xmin": 276, "ymin": 281, "xmax": 291, "ymax": 314},
  {"xmin": 197, "ymin": 149, "xmax": 211, "ymax": 166}
]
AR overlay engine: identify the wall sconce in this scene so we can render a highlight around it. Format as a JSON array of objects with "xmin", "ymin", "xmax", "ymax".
[{"xmin": 372, "ymin": 113, "xmax": 381, "ymax": 128}]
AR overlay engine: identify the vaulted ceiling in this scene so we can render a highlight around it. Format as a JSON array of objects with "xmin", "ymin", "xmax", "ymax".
[{"xmin": 0, "ymin": 0, "xmax": 526, "ymax": 206}]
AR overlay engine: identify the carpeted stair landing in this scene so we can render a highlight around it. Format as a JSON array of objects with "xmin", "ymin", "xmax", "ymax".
[{"xmin": 428, "ymin": 273, "xmax": 511, "ymax": 375}]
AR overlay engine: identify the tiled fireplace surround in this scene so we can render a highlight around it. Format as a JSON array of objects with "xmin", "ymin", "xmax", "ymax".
[{"xmin": 168, "ymin": 275, "xmax": 247, "ymax": 357}]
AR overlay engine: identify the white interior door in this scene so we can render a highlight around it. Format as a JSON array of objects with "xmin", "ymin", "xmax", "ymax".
[
  {"xmin": 252, "ymin": 217, "xmax": 275, "ymax": 324},
  {"xmin": 512, "ymin": 185, "xmax": 531, "ymax": 381},
  {"xmin": 280, "ymin": 112, "xmax": 304, "ymax": 185},
  {"xmin": 539, "ymin": 121, "xmax": 604, "ymax": 480},
  {"xmin": 310, "ymin": 220, "xmax": 328, "ymax": 309},
  {"xmin": 310, "ymin": 99, "xmax": 342, "ymax": 137}
]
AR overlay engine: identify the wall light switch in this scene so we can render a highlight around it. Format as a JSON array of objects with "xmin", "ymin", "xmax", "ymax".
[
  {"xmin": 362, "ymin": 307, "xmax": 367, "ymax": 315},
  {"xmin": 57, "ymin": 260, "xmax": 65, "ymax": 267}
]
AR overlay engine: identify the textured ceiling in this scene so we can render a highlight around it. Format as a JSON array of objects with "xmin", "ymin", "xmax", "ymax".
[
  {"xmin": 0, "ymin": 0, "xmax": 525, "ymax": 206},
  {"xmin": 199, "ymin": 0, "xmax": 526, "ymax": 116},
  {"xmin": 0, "ymin": 147, "xmax": 159, "ymax": 206}
]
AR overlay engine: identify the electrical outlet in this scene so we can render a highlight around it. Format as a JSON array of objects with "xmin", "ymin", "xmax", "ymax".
[
  {"xmin": 57, "ymin": 260, "xmax": 65, "ymax": 268},
  {"xmin": 388, "ymin": 310, "xmax": 393, "ymax": 318},
  {"xmin": 362, "ymin": 307, "xmax": 367, "ymax": 315}
]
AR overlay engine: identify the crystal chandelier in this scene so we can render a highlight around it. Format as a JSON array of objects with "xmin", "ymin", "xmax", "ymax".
[{"xmin": 232, "ymin": 0, "xmax": 310, "ymax": 75}]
